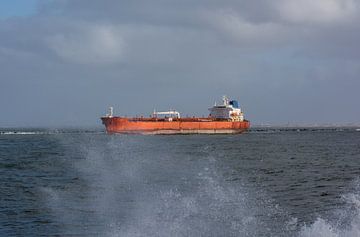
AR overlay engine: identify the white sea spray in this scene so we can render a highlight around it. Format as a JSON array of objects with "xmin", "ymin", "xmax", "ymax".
[{"xmin": 299, "ymin": 181, "xmax": 360, "ymax": 237}]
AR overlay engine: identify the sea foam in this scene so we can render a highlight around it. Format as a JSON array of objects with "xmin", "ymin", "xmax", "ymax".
[
  {"xmin": 0, "ymin": 131, "xmax": 41, "ymax": 135},
  {"xmin": 299, "ymin": 184, "xmax": 360, "ymax": 237}
]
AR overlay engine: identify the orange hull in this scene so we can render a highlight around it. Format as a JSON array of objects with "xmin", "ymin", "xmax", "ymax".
[{"xmin": 101, "ymin": 117, "xmax": 250, "ymax": 134}]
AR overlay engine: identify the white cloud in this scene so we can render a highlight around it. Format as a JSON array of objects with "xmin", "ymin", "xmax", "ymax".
[
  {"xmin": 276, "ymin": 0, "xmax": 358, "ymax": 24},
  {"xmin": 204, "ymin": 9, "xmax": 287, "ymax": 46},
  {"xmin": 46, "ymin": 25, "xmax": 125, "ymax": 64}
]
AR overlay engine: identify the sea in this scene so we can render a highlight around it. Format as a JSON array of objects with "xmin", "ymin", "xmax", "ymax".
[{"xmin": 1, "ymin": 127, "xmax": 360, "ymax": 237}]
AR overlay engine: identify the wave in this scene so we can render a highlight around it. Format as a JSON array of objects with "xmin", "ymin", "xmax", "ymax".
[
  {"xmin": 0, "ymin": 131, "xmax": 45, "ymax": 135},
  {"xmin": 298, "ymin": 183, "xmax": 360, "ymax": 237},
  {"xmin": 0, "ymin": 130, "xmax": 104, "ymax": 135}
]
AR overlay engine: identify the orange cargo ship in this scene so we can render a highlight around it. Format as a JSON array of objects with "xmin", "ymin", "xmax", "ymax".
[{"xmin": 101, "ymin": 96, "xmax": 250, "ymax": 134}]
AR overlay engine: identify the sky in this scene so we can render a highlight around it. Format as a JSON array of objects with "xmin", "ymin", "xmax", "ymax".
[
  {"xmin": 0, "ymin": 0, "xmax": 359, "ymax": 127},
  {"xmin": 0, "ymin": 0, "xmax": 37, "ymax": 19}
]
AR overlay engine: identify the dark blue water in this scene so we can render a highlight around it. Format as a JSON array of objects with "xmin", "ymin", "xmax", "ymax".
[{"xmin": 1, "ymin": 128, "xmax": 360, "ymax": 236}]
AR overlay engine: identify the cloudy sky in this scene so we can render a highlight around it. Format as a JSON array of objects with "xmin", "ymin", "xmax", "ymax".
[{"xmin": 1, "ymin": 0, "xmax": 359, "ymax": 127}]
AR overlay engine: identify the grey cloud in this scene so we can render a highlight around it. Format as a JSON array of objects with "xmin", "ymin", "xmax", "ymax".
[
  {"xmin": 0, "ymin": 0, "xmax": 360, "ymax": 127},
  {"xmin": 46, "ymin": 24, "xmax": 125, "ymax": 64}
]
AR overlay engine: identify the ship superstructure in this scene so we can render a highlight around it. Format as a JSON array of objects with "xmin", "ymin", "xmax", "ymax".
[
  {"xmin": 209, "ymin": 96, "xmax": 244, "ymax": 121},
  {"xmin": 101, "ymin": 96, "xmax": 250, "ymax": 134}
]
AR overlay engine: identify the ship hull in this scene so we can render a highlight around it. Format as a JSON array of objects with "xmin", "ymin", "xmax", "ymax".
[{"xmin": 101, "ymin": 117, "xmax": 250, "ymax": 135}]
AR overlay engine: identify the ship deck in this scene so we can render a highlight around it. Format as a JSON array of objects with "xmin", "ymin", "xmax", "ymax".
[{"xmin": 112, "ymin": 117, "xmax": 248, "ymax": 122}]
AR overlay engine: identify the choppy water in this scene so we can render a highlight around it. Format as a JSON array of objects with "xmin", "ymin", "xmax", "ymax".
[{"xmin": 1, "ymin": 128, "xmax": 360, "ymax": 236}]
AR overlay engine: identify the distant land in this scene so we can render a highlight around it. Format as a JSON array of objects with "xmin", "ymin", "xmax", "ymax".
[{"xmin": 252, "ymin": 123, "xmax": 360, "ymax": 128}]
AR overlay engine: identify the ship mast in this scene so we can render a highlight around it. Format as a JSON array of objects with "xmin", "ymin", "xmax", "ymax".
[
  {"xmin": 106, "ymin": 107, "xmax": 113, "ymax": 118},
  {"xmin": 222, "ymin": 95, "xmax": 229, "ymax": 106}
]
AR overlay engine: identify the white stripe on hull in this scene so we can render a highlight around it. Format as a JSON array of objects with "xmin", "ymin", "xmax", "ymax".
[{"xmin": 108, "ymin": 129, "xmax": 247, "ymax": 135}]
